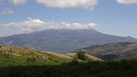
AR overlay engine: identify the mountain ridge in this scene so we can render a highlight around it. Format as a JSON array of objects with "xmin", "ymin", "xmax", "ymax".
[
  {"xmin": 81, "ymin": 42, "xmax": 137, "ymax": 60},
  {"xmin": 0, "ymin": 29, "xmax": 137, "ymax": 52}
]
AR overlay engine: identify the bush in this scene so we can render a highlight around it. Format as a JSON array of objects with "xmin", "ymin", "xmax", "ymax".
[
  {"xmin": 77, "ymin": 51, "xmax": 87, "ymax": 61},
  {"xmin": 1, "ymin": 61, "xmax": 137, "ymax": 77}
]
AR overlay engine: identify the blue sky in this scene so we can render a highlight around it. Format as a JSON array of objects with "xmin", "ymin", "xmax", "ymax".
[{"xmin": 0, "ymin": 0, "xmax": 137, "ymax": 38}]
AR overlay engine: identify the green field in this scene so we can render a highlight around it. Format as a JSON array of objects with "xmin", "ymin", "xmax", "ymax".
[
  {"xmin": 0, "ymin": 46, "xmax": 102, "ymax": 67},
  {"xmin": 0, "ymin": 46, "xmax": 73, "ymax": 66}
]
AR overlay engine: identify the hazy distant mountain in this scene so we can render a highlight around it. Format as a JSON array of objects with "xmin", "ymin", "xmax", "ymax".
[
  {"xmin": 82, "ymin": 42, "xmax": 137, "ymax": 61},
  {"xmin": 0, "ymin": 29, "xmax": 137, "ymax": 52}
]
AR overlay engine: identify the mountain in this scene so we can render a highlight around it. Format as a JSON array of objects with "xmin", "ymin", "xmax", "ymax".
[
  {"xmin": 81, "ymin": 42, "xmax": 137, "ymax": 61},
  {"xmin": 0, "ymin": 46, "xmax": 102, "ymax": 66},
  {"xmin": 0, "ymin": 29, "xmax": 137, "ymax": 52}
]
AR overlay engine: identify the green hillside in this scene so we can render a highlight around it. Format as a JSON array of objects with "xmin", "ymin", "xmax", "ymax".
[
  {"xmin": 0, "ymin": 46, "xmax": 137, "ymax": 77},
  {"xmin": 0, "ymin": 46, "xmax": 102, "ymax": 67},
  {"xmin": 0, "ymin": 46, "xmax": 71, "ymax": 67}
]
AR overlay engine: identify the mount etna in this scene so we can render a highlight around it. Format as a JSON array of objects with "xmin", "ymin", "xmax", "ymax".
[{"xmin": 0, "ymin": 29, "xmax": 136, "ymax": 52}]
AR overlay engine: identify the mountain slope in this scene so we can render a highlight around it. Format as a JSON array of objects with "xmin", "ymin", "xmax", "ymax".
[
  {"xmin": 66, "ymin": 52, "xmax": 103, "ymax": 61},
  {"xmin": 0, "ymin": 46, "xmax": 102, "ymax": 66},
  {"xmin": 82, "ymin": 42, "xmax": 137, "ymax": 61},
  {"xmin": 0, "ymin": 46, "xmax": 71, "ymax": 66},
  {"xmin": 0, "ymin": 29, "xmax": 137, "ymax": 52}
]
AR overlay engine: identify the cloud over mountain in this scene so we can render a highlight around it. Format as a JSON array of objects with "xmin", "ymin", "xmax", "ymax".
[
  {"xmin": 36, "ymin": 0, "xmax": 98, "ymax": 10},
  {"xmin": 0, "ymin": 17, "xmax": 97, "ymax": 34}
]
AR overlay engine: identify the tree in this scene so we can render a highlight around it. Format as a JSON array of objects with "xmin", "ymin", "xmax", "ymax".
[{"xmin": 77, "ymin": 51, "xmax": 87, "ymax": 61}]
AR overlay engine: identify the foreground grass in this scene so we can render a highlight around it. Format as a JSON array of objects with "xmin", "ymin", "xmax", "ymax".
[
  {"xmin": 0, "ymin": 60, "xmax": 137, "ymax": 77},
  {"xmin": 0, "ymin": 54, "xmax": 69, "ymax": 67}
]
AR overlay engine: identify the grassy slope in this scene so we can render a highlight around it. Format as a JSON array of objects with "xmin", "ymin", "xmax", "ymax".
[
  {"xmin": 0, "ymin": 46, "xmax": 71, "ymax": 67},
  {"xmin": 66, "ymin": 53, "xmax": 103, "ymax": 61},
  {"xmin": 0, "ymin": 46, "xmax": 137, "ymax": 77},
  {"xmin": 0, "ymin": 46, "xmax": 102, "ymax": 67}
]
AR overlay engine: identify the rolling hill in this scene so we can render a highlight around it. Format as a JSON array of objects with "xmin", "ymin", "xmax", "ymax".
[
  {"xmin": 0, "ymin": 29, "xmax": 137, "ymax": 52},
  {"xmin": 0, "ymin": 46, "xmax": 102, "ymax": 66},
  {"xmin": 81, "ymin": 42, "xmax": 137, "ymax": 61}
]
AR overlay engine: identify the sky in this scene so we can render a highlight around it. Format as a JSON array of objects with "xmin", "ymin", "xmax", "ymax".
[{"xmin": 0, "ymin": 0, "xmax": 137, "ymax": 38}]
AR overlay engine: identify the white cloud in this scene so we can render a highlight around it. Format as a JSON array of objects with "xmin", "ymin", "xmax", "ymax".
[
  {"xmin": 9, "ymin": 0, "xmax": 27, "ymax": 5},
  {"xmin": 0, "ymin": 8, "xmax": 14, "ymax": 15},
  {"xmin": 36, "ymin": 0, "xmax": 98, "ymax": 10},
  {"xmin": 0, "ymin": 17, "xmax": 97, "ymax": 33},
  {"xmin": 117, "ymin": 0, "xmax": 137, "ymax": 4}
]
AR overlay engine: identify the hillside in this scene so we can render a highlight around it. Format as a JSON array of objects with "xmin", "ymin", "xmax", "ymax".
[
  {"xmin": 0, "ymin": 46, "xmax": 102, "ymax": 66},
  {"xmin": 0, "ymin": 46, "xmax": 70, "ymax": 66},
  {"xmin": 66, "ymin": 52, "xmax": 103, "ymax": 61},
  {"xmin": 0, "ymin": 29, "xmax": 137, "ymax": 52},
  {"xmin": 82, "ymin": 42, "xmax": 137, "ymax": 61}
]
